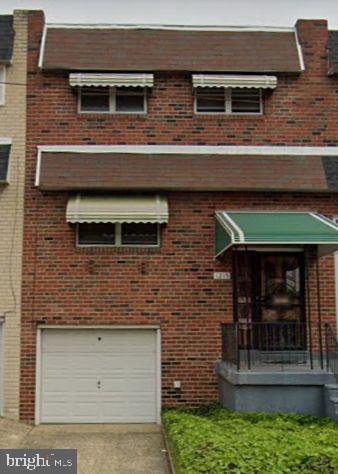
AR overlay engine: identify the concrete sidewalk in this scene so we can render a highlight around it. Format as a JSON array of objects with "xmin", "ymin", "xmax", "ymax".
[{"xmin": 0, "ymin": 418, "xmax": 171, "ymax": 474}]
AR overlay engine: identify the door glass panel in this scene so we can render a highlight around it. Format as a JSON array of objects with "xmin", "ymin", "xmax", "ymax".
[
  {"xmin": 234, "ymin": 252, "xmax": 305, "ymax": 351},
  {"xmin": 260, "ymin": 255, "xmax": 303, "ymax": 323}
]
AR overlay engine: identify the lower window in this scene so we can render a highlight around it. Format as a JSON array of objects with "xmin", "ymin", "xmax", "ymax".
[{"xmin": 77, "ymin": 222, "xmax": 159, "ymax": 247}]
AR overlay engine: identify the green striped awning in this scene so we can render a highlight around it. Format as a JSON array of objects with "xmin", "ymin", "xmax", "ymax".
[{"xmin": 215, "ymin": 211, "xmax": 338, "ymax": 257}]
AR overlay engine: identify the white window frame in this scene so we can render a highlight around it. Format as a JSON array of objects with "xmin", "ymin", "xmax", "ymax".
[
  {"xmin": 194, "ymin": 87, "xmax": 263, "ymax": 116},
  {"xmin": 0, "ymin": 66, "xmax": 6, "ymax": 106},
  {"xmin": 76, "ymin": 222, "xmax": 160, "ymax": 248},
  {"xmin": 78, "ymin": 86, "xmax": 147, "ymax": 115}
]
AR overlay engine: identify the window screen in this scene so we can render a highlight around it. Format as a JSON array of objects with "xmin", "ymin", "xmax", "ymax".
[
  {"xmin": 195, "ymin": 88, "xmax": 225, "ymax": 113},
  {"xmin": 80, "ymin": 87, "xmax": 110, "ymax": 112},
  {"xmin": 231, "ymin": 88, "xmax": 261, "ymax": 113},
  {"xmin": 115, "ymin": 87, "xmax": 145, "ymax": 112},
  {"xmin": 121, "ymin": 223, "xmax": 158, "ymax": 245},
  {"xmin": 77, "ymin": 223, "xmax": 159, "ymax": 246},
  {"xmin": 78, "ymin": 223, "xmax": 115, "ymax": 245}
]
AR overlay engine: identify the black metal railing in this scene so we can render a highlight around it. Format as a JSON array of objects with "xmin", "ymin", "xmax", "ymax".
[
  {"xmin": 325, "ymin": 323, "xmax": 338, "ymax": 382},
  {"xmin": 221, "ymin": 322, "xmax": 327, "ymax": 371},
  {"xmin": 221, "ymin": 323, "xmax": 240, "ymax": 370}
]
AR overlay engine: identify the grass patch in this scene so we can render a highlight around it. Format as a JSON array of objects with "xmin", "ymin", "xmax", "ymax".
[{"xmin": 163, "ymin": 405, "xmax": 338, "ymax": 473}]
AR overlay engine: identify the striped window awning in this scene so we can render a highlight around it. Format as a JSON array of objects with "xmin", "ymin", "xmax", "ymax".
[
  {"xmin": 215, "ymin": 211, "xmax": 338, "ymax": 257},
  {"xmin": 66, "ymin": 194, "xmax": 168, "ymax": 224},
  {"xmin": 69, "ymin": 73, "xmax": 154, "ymax": 88},
  {"xmin": 192, "ymin": 74, "xmax": 277, "ymax": 89}
]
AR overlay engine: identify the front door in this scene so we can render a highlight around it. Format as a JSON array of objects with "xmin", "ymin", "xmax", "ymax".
[{"xmin": 234, "ymin": 252, "xmax": 306, "ymax": 350}]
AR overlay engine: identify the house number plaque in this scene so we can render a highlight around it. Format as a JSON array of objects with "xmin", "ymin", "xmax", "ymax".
[{"xmin": 213, "ymin": 272, "xmax": 231, "ymax": 280}]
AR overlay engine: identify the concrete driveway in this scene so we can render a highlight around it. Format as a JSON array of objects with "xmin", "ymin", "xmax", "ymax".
[{"xmin": 0, "ymin": 418, "xmax": 171, "ymax": 474}]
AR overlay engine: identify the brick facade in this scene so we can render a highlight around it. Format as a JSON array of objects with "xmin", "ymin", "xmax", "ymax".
[
  {"xmin": 0, "ymin": 10, "xmax": 28, "ymax": 419},
  {"xmin": 20, "ymin": 12, "xmax": 338, "ymax": 422}
]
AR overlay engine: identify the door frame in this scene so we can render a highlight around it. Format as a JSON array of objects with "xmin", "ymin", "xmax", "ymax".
[{"xmin": 35, "ymin": 325, "xmax": 161, "ymax": 425}]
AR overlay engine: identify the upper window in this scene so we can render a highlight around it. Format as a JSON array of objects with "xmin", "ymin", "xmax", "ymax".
[
  {"xmin": 77, "ymin": 222, "xmax": 159, "ymax": 247},
  {"xmin": 0, "ymin": 66, "xmax": 6, "ymax": 105},
  {"xmin": 78, "ymin": 86, "xmax": 146, "ymax": 114},
  {"xmin": 195, "ymin": 88, "xmax": 262, "ymax": 115}
]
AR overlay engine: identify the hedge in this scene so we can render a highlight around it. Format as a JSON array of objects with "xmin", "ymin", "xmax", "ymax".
[{"xmin": 163, "ymin": 406, "xmax": 338, "ymax": 474}]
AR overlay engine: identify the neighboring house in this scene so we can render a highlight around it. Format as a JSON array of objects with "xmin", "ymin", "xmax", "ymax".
[
  {"xmin": 20, "ymin": 11, "xmax": 338, "ymax": 424},
  {"xmin": 0, "ymin": 11, "xmax": 28, "ymax": 419}
]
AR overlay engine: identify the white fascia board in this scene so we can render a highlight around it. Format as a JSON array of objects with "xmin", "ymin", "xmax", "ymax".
[
  {"xmin": 69, "ymin": 73, "xmax": 154, "ymax": 88},
  {"xmin": 38, "ymin": 24, "xmax": 47, "ymax": 69},
  {"xmin": 35, "ymin": 148, "xmax": 42, "ymax": 186},
  {"xmin": 37, "ymin": 145, "xmax": 338, "ymax": 155},
  {"xmin": 295, "ymin": 29, "xmax": 305, "ymax": 71},
  {"xmin": 45, "ymin": 23, "xmax": 295, "ymax": 32},
  {"xmin": 193, "ymin": 74, "xmax": 277, "ymax": 89}
]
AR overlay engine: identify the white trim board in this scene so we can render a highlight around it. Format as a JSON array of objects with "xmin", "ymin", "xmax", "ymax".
[
  {"xmin": 295, "ymin": 28, "xmax": 305, "ymax": 71},
  {"xmin": 36, "ymin": 145, "xmax": 338, "ymax": 155},
  {"xmin": 38, "ymin": 25, "xmax": 48, "ymax": 69},
  {"xmin": 45, "ymin": 23, "xmax": 297, "ymax": 32}
]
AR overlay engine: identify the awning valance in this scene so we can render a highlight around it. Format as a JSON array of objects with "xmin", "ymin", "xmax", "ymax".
[
  {"xmin": 193, "ymin": 74, "xmax": 277, "ymax": 89},
  {"xmin": 66, "ymin": 194, "xmax": 168, "ymax": 224},
  {"xmin": 69, "ymin": 73, "xmax": 154, "ymax": 88},
  {"xmin": 215, "ymin": 211, "xmax": 338, "ymax": 257}
]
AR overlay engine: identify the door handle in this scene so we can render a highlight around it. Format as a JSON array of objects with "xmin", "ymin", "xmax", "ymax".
[{"xmin": 97, "ymin": 380, "xmax": 101, "ymax": 389}]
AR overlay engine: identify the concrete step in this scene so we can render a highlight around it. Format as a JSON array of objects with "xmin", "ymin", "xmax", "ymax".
[
  {"xmin": 325, "ymin": 384, "xmax": 338, "ymax": 398},
  {"xmin": 325, "ymin": 384, "xmax": 338, "ymax": 389},
  {"xmin": 328, "ymin": 397, "xmax": 338, "ymax": 415},
  {"xmin": 324, "ymin": 386, "xmax": 338, "ymax": 422}
]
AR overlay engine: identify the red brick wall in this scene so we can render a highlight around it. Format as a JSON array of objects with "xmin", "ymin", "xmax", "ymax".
[{"xmin": 20, "ymin": 12, "xmax": 338, "ymax": 422}]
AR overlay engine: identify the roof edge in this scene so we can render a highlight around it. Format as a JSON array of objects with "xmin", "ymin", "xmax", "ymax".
[{"xmin": 44, "ymin": 23, "xmax": 297, "ymax": 32}]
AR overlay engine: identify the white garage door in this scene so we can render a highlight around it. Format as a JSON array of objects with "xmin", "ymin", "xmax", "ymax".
[{"xmin": 40, "ymin": 329, "xmax": 158, "ymax": 423}]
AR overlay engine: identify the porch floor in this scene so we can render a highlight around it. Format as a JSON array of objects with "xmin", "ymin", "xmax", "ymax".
[
  {"xmin": 235, "ymin": 350, "xmax": 329, "ymax": 373},
  {"xmin": 233, "ymin": 361, "xmax": 329, "ymax": 373}
]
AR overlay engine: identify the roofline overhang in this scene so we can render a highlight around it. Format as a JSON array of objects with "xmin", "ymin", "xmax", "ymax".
[{"xmin": 39, "ymin": 24, "xmax": 304, "ymax": 72}]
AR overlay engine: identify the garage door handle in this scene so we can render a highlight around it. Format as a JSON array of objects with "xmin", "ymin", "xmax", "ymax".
[{"xmin": 97, "ymin": 381, "xmax": 101, "ymax": 389}]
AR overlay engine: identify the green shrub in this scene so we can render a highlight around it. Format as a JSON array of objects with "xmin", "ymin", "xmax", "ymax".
[{"xmin": 163, "ymin": 406, "xmax": 338, "ymax": 474}]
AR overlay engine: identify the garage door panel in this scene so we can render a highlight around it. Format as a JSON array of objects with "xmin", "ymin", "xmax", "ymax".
[
  {"xmin": 40, "ymin": 329, "xmax": 158, "ymax": 423},
  {"xmin": 42, "ymin": 331, "xmax": 99, "ymax": 352},
  {"xmin": 125, "ymin": 378, "xmax": 156, "ymax": 393}
]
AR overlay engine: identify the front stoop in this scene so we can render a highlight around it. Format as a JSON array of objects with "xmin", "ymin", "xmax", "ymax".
[
  {"xmin": 215, "ymin": 361, "xmax": 336, "ymax": 421},
  {"xmin": 324, "ymin": 384, "xmax": 338, "ymax": 422}
]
